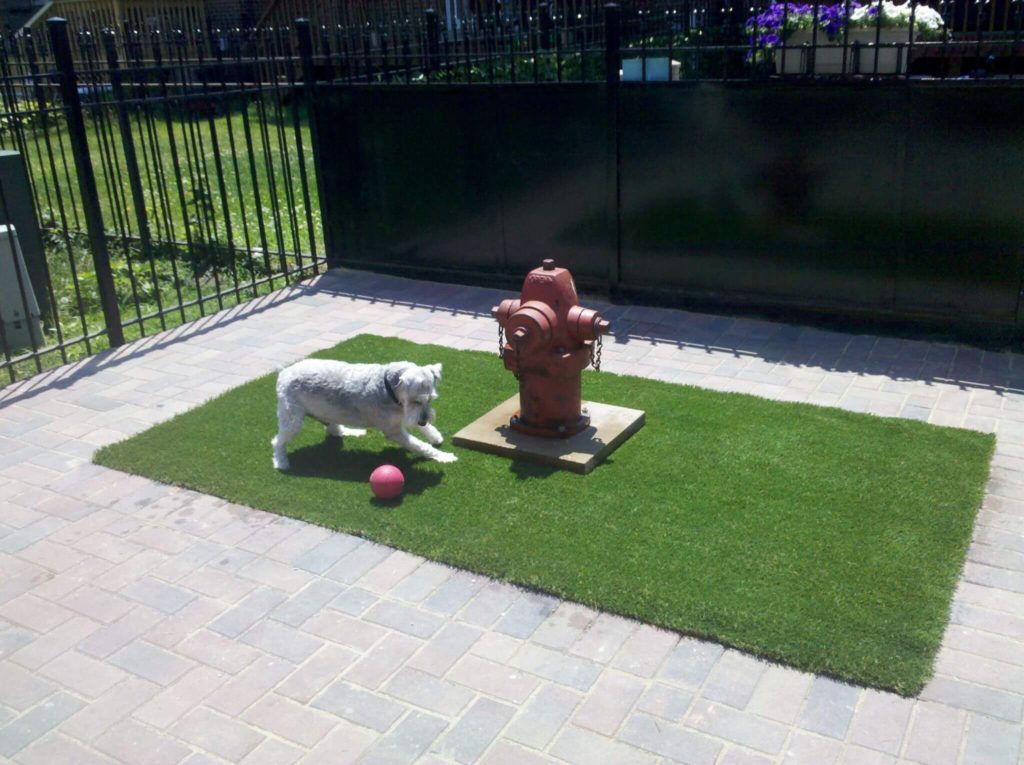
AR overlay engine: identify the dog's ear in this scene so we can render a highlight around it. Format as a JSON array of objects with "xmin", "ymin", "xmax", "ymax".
[
  {"xmin": 394, "ymin": 364, "xmax": 418, "ymax": 392},
  {"xmin": 428, "ymin": 363, "xmax": 442, "ymax": 384}
]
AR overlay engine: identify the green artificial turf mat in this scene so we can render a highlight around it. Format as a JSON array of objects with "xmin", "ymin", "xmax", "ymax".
[{"xmin": 96, "ymin": 335, "xmax": 994, "ymax": 694}]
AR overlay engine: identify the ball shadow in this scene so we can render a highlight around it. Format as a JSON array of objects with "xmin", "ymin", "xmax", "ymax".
[{"xmin": 284, "ymin": 439, "xmax": 443, "ymax": 497}]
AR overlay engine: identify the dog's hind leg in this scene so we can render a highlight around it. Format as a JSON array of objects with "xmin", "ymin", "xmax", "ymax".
[
  {"xmin": 325, "ymin": 424, "xmax": 367, "ymax": 438},
  {"xmin": 272, "ymin": 398, "xmax": 305, "ymax": 470}
]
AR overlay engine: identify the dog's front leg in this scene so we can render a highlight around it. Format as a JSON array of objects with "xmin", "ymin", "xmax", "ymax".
[
  {"xmin": 418, "ymin": 423, "xmax": 444, "ymax": 446},
  {"xmin": 387, "ymin": 428, "xmax": 457, "ymax": 463}
]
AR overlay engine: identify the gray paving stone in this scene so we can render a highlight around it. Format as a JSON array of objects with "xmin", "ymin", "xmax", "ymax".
[
  {"xmin": 390, "ymin": 561, "xmax": 452, "ymax": 603},
  {"xmin": 781, "ymin": 730, "xmax": 843, "ymax": 764},
  {"xmin": 903, "ymin": 702, "xmax": 967, "ymax": 765},
  {"xmin": 301, "ymin": 609, "xmax": 388, "ymax": 651},
  {"xmin": 700, "ymin": 650, "xmax": 764, "ymax": 709},
  {"xmin": 660, "ymin": 637, "xmax": 724, "ymax": 688},
  {"xmin": 460, "ymin": 581, "xmax": 520, "ymax": 628},
  {"xmin": 39, "ymin": 649, "xmax": 126, "ymax": 699},
  {"xmin": 276, "ymin": 644, "xmax": 359, "ymax": 703},
  {"xmin": 384, "ymin": 666, "xmax": 475, "ymax": 716},
  {"xmin": 239, "ymin": 617, "xmax": 323, "ymax": 663},
  {"xmin": 134, "ymin": 665, "xmax": 229, "ymax": 729},
  {"xmin": 238, "ymin": 738, "xmax": 304, "ymax": 765},
  {"xmin": 841, "ymin": 746, "xmax": 897, "ymax": 765},
  {"xmin": 494, "ymin": 593, "xmax": 559, "ymax": 639},
  {"xmin": 299, "ymin": 720, "xmax": 376, "ymax": 765},
  {"xmin": 509, "ymin": 643, "xmax": 602, "ymax": 691},
  {"xmin": 77, "ymin": 605, "xmax": 164, "ymax": 659},
  {"xmin": 504, "ymin": 683, "xmax": 583, "ymax": 750},
  {"xmin": 531, "ymin": 603, "xmax": 597, "ymax": 651},
  {"xmin": 240, "ymin": 693, "xmax": 338, "ymax": 748},
  {"xmin": 962, "ymin": 713, "xmax": 1021, "ymax": 765},
  {"xmin": 847, "ymin": 689, "xmax": 913, "ymax": 755},
  {"xmin": 324, "ymin": 542, "xmax": 392, "ymax": 584},
  {"xmin": 328, "ymin": 586, "xmax": 379, "ymax": 616},
  {"xmin": 686, "ymin": 699, "xmax": 789, "ymax": 755},
  {"xmin": 636, "ymin": 682, "xmax": 694, "ymax": 722},
  {"xmin": 0, "ymin": 692, "xmax": 85, "ymax": 757},
  {"xmin": 718, "ymin": 748, "xmax": 775, "ymax": 765},
  {"xmin": 407, "ymin": 621, "xmax": 481, "ymax": 676},
  {"xmin": 746, "ymin": 665, "xmax": 813, "ymax": 725},
  {"xmin": 448, "ymin": 654, "xmax": 540, "ymax": 704},
  {"xmin": 209, "ymin": 586, "xmax": 288, "ymax": 638},
  {"xmin": 12, "ymin": 732, "xmax": 118, "ymax": 765},
  {"xmin": 437, "ymin": 697, "xmax": 516, "ymax": 764},
  {"xmin": 618, "ymin": 712, "xmax": 722, "ymax": 765},
  {"xmin": 572, "ymin": 670, "xmax": 645, "ymax": 736},
  {"xmin": 364, "ymin": 600, "xmax": 444, "ymax": 639},
  {"xmin": 921, "ymin": 676, "xmax": 1024, "ymax": 722},
  {"xmin": 550, "ymin": 724, "xmax": 660, "ymax": 765},
  {"xmin": 206, "ymin": 655, "xmax": 295, "ymax": 716},
  {"xmin": 171, "ymin": 706, "xmax": 265, "ymax": 761},
  {"xmin": 0, "ymin": 661, "xmax": 57, "ymax": 710},
  {"xmin": 359, "ymin": 710, "xmax": 448, "ymax": 765},
  {"xmin": 60, "ymin": 676, "xmax": 161, "ymax": 742},
  {"xmin": 612, "ymin": 624, "xmax": 679, "ymax": 678},
  {"xmin": 94, "ymin": 718, "xmax": 192, "ymax": 765},
  {"xmin": 175, "ymin": 628, "xmax": 261, "ymax": 674},
  {"xmin": 108, "ymin": 640, "xmax": 194, "ymax": 685},
  {"xmin": 797, "ymin": 677, "xmax": 860, "ymax": 739},
  {"xmin": 120, "ymin": 576, "xmax": 196, "ymax": 614},
  {"xmin": 479, "ymin": 740, "xmax": 559, "ymax": 765},
  {"xmin": 345, "ymin": 632, "xmax": 421, "ymax": 689},
  {"xmin": 311, "ymin": 679, "xmax": 407, "ymax": 732},
  {"xmin": 423, "ymin": 571, "xmax": 485, "ymax": 615}
]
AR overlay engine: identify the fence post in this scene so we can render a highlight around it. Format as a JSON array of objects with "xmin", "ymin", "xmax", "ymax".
[
  {"xmin": 296, "ymin": 18, "xmax": 338, "ymax": 268},
  {"xmin": 102, "ymin": 29, "xmax": 155, "ymax": 285},
  {"xmin": 425, "ymin": 8, "xmax": 440, "ymax": 72},
  {"xmin": 539, "ymin": 2, "xmax": 553, "ymax": 50},
  {"xmin": 48, "ymin": 17, "xmax": 124, "ymax": 347},
  {"xmin": 604, "ymin": 3, "xmax": 622, "ymax": 296}
]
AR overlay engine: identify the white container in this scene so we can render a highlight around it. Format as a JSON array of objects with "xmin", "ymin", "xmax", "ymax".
[
  {"xmin": 0, "ymin": 224, "xmax": 44, "ymax": 350},
  {"xmin": 621, "ymin": 57, "xmax": 681, "ymax": 81},
  {"xmin": 775, "ymin": 28, "xmax": 914, "ymax": 75}
]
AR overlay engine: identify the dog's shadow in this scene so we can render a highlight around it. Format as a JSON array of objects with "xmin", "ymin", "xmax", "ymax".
[{"xmin": 284, "ymin": 439, "xmax": 443, "ymax": 499}]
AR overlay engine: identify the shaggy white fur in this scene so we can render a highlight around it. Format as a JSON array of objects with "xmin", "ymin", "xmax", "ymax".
[{"xmin": 272, "ymin": 359, "xmax": 457, "ymax": 470}]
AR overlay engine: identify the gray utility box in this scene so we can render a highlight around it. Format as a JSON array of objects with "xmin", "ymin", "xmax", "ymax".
[
  {"xmin": 0, "ymin": 150, "xmax": 50, "ymax": 323},
  {"xmin": 0, "ymin": 223, "xmax": 44, "ymax": 349}
]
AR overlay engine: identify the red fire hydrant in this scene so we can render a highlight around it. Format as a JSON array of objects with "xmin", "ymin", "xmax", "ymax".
[{"xmin": 493, "ymin": 259, "xmax": 610, "ymax": 438}]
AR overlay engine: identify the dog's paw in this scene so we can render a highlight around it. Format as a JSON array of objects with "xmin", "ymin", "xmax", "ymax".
[
  {"xmin": 427, "ymin": 433, "xmax": 444, "ymax": 446},
  {"xmin": 433, "ymin": 451, "xmax": 458, "ymax": 463},
  {"xmin": 273, "ymin": 457, "xmax": 290, "ymax": 471}
]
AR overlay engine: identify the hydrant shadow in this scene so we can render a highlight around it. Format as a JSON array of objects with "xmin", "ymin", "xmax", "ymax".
[{"xmin": 509, "ymin": 461, "xmax": 559, "ymax": 480}]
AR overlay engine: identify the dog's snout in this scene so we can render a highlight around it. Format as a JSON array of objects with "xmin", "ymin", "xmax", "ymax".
[{"xmin": 418, "ymin": 415, "xmax": 429, "ymax": 427}]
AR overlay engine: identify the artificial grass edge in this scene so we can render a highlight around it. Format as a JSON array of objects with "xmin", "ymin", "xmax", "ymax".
[{"xmin": 95, "ymin": 334, "xmax": 995, "ymax": 695}]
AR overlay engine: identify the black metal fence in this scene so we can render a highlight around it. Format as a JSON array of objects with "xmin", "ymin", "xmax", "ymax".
[
  {"xmin": 1, "ymin": 1, "xmax": 1022, "ymax": 387},
  {"xmin": 0, "ymin": 21, "xmax": 324, "ymax": 385}
]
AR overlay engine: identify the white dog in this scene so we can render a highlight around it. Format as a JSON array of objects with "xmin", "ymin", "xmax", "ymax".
[{"xmin": 272, "ymin": 359, "xmax": 458, "ymax": 470}]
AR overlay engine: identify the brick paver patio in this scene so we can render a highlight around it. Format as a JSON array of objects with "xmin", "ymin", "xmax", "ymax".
[{"xmin": 1, "ymin": 268, "xmax": 1022, "ymax": 764}]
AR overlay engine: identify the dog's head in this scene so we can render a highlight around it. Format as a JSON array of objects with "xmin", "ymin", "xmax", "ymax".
[{"xmin": 392, "ymin": 363, "xmax": 442, "ymax": 427}]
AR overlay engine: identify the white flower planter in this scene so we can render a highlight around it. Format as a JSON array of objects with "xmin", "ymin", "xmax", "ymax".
[
  {"xmin": 621, "ymin": 57, "xmax": 681, "ymax": 82},
  {"xmin": 775, "ymin": 28, "xmax": 915, "ymax": 75}
]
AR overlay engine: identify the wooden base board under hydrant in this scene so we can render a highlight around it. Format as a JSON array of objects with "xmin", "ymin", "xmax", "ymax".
[{"xmin": 452, "ymin": 395, "xmax": 645, "ymax": 474}]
